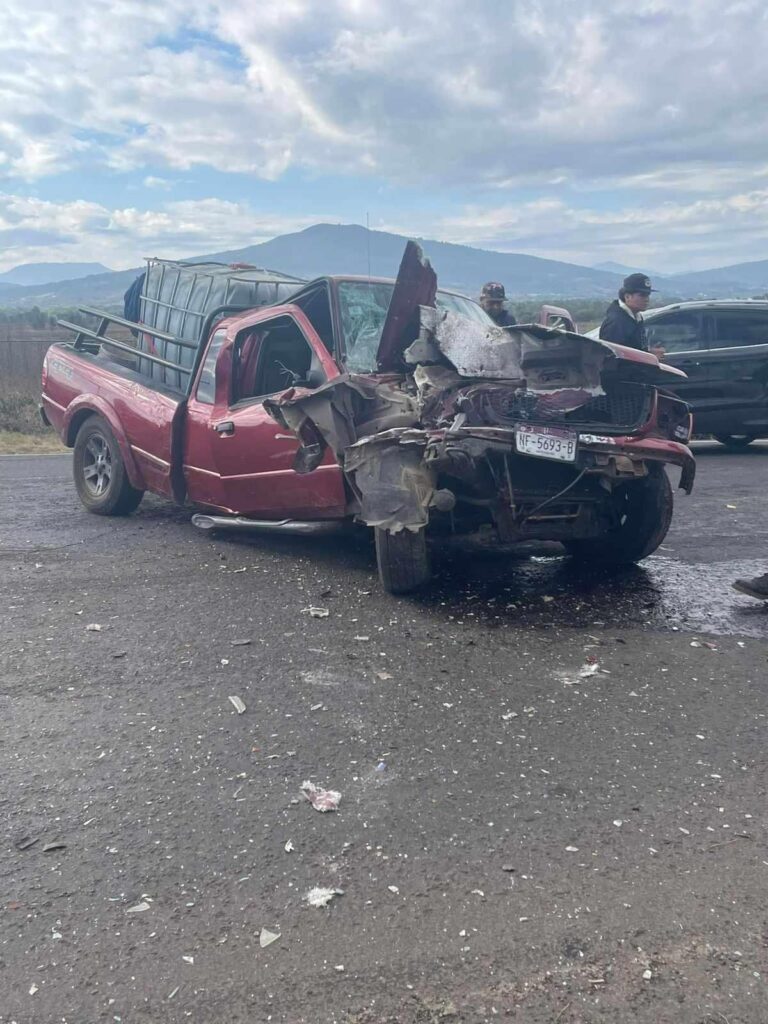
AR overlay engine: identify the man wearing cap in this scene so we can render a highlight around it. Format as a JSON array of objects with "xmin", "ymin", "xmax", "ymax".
[
  {"xmin": 480, "ymin": 282, "xmax": 517, "ymax": 328},
  {"xmin": 599, "ymin": 273, "xmax": 658, "ymax": 352}
]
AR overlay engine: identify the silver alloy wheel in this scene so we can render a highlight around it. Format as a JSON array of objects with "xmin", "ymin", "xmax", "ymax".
[{"xmin": 82, "ymin": 433, "xmax": 113, "ymax": 496}]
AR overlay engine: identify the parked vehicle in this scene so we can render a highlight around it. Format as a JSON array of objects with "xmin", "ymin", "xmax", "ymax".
[
  {"xmin": 643, "ymin": 301, "xmax": 768, "ymax": 447},
  {"xmin": 590, "ymin": 300, "xmax": 768, "ymax": 448},
  {"xmin": 41, "ymin": 243, "xmax": 695, "ymax": 593}
]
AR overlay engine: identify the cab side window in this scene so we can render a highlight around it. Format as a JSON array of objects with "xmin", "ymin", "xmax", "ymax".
[
  {"xmin": 195, "ymin": 328, "xmax": 227, "ymax": 404},
  {"xmin": 232, "ymin": 316, "xmax": 326, "ymax": 404},
  {"xmin": 711, "ymin": 311, "xmax": 768, "ymax": 348},
  {"xmin": 645, "ymin": 313, "xmax": 704, "ymax": 353}
]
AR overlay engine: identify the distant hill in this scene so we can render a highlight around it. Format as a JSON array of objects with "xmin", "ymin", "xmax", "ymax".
[
  {"xmin": 0, "ymin": 262, "xmax": 112, "ymax": 287},
  {"xmin": 1, "ymin": 223, "xmax": 767, "ymax": 311},
  {"xmin": 670, "ymin": 258, "xmax": 768, "ymax": 295},
  {"xmin": 592, "ymin": 260, "xmax": 663, "ymax": 278},
  {"xmin": 198, "ymin": 223, "xmax": 627, "ymax": 299}
]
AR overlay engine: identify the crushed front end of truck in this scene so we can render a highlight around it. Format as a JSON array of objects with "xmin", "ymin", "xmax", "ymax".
[{"xmin": 266, "ymin": 242, "xmax": 695, "ymax": 592}]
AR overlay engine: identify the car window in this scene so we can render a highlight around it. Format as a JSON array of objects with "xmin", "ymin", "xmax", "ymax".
[
  {"xmin": 195, "ymin": 328, "xmax": 227, "ymax": 404},
  {"xmin": 711, "ymin": 311, "xmax": 768, "ymax": 348},
  {"xmin": 644, "ymin": 312, "xmax": 705, "ymax": 353}
]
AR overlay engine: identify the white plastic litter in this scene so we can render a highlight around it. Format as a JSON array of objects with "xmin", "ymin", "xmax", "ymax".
[
  {"xmin": 228, "ymin": 695, "xmax": 246, "ymax": 714},
  {"xmin": 301, "ymin": 780, "xmax": 341, "ymax": 812},
  {"xmin": 305, "ymin": 887, "xmax": 344, "ymax": 908},
  {"xmin": 259, "ymin": 928, "xmax": 280, "ymax": 948}
]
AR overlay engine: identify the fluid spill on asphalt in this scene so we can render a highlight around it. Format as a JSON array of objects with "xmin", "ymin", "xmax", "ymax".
[{"xmin": 414, "ymin": 551, "xmax": 768, "ymax": 639}]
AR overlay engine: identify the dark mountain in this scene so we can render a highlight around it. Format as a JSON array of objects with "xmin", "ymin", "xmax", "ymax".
[
  {"xmin": 592, "ymin": 260, "xmax": 662, "ymax": 278},
  {"xmin": 670, "ymin": 258, "xmax": 768, "ymax": 296},
  {"xmin": 0, "ymin": 262, "xmax": 112, "ymax": 286},
  {"xmin": 0, "ymin": 267, "xmax": 143, "ymax": 310},
  {"xmin": 1, "ymin": 223, "xmax": 766, "ymax": 311},
  {"xmin": 198, "ymin": 223, "xmax": 626, "ymax": 298}
]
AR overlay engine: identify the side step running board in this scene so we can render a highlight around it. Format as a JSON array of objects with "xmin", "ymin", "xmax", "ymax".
[{"xmin": 191, "ymin": 514, "xmax": 344, "ymax": 536}]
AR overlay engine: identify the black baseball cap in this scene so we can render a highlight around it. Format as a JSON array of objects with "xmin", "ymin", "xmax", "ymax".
[
  {"xmin": 481, "ymin": 281, "xmax": 506, "ymax": 300},
  {"xmin": 622, "ymin": 273, "xmax": 655, "ymax": 294}
]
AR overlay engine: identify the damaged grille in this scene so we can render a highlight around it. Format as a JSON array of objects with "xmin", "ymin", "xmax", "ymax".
[{"xmin": 458, "ymin": 381, "xmax": 652, "ymax": 433}]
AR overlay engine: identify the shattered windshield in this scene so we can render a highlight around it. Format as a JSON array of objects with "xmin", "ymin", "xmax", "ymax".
[{"xmin": 338, "ymin": 280, "xmax": 492, "ymax": 372}]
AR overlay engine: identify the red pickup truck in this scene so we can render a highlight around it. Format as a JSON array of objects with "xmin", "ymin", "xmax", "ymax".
[{"xmin": 42, "ymin": 242, "xmax": 695, "ymax": 592}]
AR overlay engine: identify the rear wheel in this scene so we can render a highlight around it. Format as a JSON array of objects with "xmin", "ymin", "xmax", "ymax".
[
  {"xmin": 714, "ymin": 433, "xmax": 756, "ymax": 448},
  {"xmin": 73, "ymin": 415, "xmax": 144, "ymax": 516},
  {"xmin": 374, "ymin": 526, "xmax": 431, "ymax": 594},
  {"xmin": 566, "ymin": 464, "xmax": 673, "ymax": 565}
]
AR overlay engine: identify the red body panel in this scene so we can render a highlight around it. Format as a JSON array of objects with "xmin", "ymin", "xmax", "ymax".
[{"xmin": 43, "ymin": 303, "xmax": 347, "ymax": 518}]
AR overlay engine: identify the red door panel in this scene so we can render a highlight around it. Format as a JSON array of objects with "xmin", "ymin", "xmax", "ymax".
[
  {"xmin": 183, "ymin": 307, "xmax": 347, "ymax": 519},
  {"xmin": 210, "ymin": 401, "xmax": 346, "ymax": 518}
]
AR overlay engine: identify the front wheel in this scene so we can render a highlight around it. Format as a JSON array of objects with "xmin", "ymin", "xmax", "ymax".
[
  {"xmin": 565, "ymin": 464, "xmax": 673, "ymax": 565},
  {"xmin": 374, "ymin": 526, "xmax": 431, "ymax": 594},
  {"xmin": 73, "ymin": 415, "xmax": 144, "ymax": 516},
  {"xmin": 714, "ymin": 433, "xmax": 756, "ymax": 448}
]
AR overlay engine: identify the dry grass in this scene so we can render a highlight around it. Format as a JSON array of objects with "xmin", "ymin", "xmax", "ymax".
[{"xmin": 0, "ymin": 431, "xmax": 67, "ymax": 454}]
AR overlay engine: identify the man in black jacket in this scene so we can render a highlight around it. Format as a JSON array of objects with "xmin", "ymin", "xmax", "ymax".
[
  {"xmin": 480, "ymin": 282, "xmax": 517, "ymax": 328},
  {"xmin": 599, "ymin": 273, "xmax": 659, "ymax": 353}
]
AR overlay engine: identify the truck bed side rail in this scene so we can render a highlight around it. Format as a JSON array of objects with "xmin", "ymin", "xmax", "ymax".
[{"xmin": 57, "ymin": 307, "xmax": 196, "ymax": 377}]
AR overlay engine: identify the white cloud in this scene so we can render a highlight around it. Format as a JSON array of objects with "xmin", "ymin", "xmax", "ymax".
[
  {"xmin": 0, "ymin": 192, "xmax": 323, "ymax": 270},
  {"xmin": 1, "ymin": 0, "xmax": 768, "ymax": 269},
  {"xmin": 0, "ymin": 0, "xmax": 767, "ymax": 191}
]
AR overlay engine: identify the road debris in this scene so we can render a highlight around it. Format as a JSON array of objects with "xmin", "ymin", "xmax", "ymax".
[
  {"xmin": 228, "ymin": 695, "xmax": 247, "ymax": 715},
  {"xmin": 231, "ymin": 639, "xmax": 252, "ymax": 646},
  {"xmin": 642, "ymin": 968, "xmax": 653, "ymax": 980},
  {"xmin": 29, "ymin": 983, "xmax": 38, "ymax": 995},
  {"xmin": 565, "ymin": 845, "xmax": 579, "ymax": 852},
  {"xmin": 304, "ymin": 606, "xmax": 330, "ymax": 618},
  {"xmin": 301, "ymin": 780, "xmax": 341, "ymax": 812},
  {"xmin": 85, "ymin": 623, "xmax": 102, "ymax": 632},
  {"xmin": 182, "ymin": 955, "xmax": 194, "ymax": 964},
  {"xmin": 259, "ymin": 928, "xmax": 281, "ymax": 948},
  {"xmin": 168, "ymin": 987, "xmax": 179, "ymax": 1000},
  {"xmin": 305, "ymin": 887, "xmax": 344, "ymax": 908},
  {"xmin": 126, "ymin": 901, "xmax": 151, "ymax": 913},
  {"xmin": 15, "ymin": 836, "xmax": 39, "ymax": 851},
  {"xmin": 42, "ymin": 841, "xmax": 66, "ymax": 852}
]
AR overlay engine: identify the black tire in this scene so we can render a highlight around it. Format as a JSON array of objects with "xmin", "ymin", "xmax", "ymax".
[
  {"xmin": 73, "ymin": 415, "xmax": 144, "ymax": 516},
  {"xmin": 566, "ymin": 464, "xmax": 673, "ymax": 565},
  {"xmin": 714, "ymin": 433, "xmax": 756, "ymax": 448},
  {"xmin": 374, "ymin": 526, "xmax": 431, "ymax": 594}
]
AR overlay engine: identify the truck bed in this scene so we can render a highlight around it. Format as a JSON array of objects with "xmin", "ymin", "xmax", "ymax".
[{"xmin": 42, "ymin": 343, "xmax": 185, "ymax": 499}]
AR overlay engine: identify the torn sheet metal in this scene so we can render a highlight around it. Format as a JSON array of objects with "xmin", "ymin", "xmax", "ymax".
[
  {"xmin": 376, "ymin": 240, "xmax": 437, "ymax": 371},
  {"xmin": 263, "ymin": 238, "xmax": 675, "ymax": 537},
  {"xmin": 344, "ymin": 429, "xmax": 435, "ymax": 532},
  {"xmin": 264, "ymin": 375, "xmax": 419, "ymax": 474}
]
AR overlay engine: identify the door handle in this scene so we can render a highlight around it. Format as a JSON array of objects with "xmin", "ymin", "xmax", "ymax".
[{"xmin": 214, "ymin": 420, "xmax": 235, "ymax": 436}]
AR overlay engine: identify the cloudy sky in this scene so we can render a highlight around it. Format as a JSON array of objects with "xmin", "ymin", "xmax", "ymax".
[{"xmin": 1, "ymin": 0, "xmax": 767, "ymax": 273}]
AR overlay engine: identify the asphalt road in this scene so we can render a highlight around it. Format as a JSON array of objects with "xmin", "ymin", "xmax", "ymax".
[{"xmin": 1, "ymin": 442, "xmax": 767, "ymax": 1024}]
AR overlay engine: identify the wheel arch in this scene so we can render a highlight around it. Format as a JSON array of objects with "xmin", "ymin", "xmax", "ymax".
[{"xmin": 64, "ymin": 398, "xmax": 146, "ymax": 491}]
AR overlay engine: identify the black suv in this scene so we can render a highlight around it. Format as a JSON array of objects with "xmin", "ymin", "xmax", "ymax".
[{"xmin": 642, "ymin": 300, "xmax": 768, "ymax": 447}]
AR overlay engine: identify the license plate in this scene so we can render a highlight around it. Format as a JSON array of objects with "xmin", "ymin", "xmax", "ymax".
[{"xmin": 515, "ymin": 425, "xmax": 578, "ymax": 462}]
